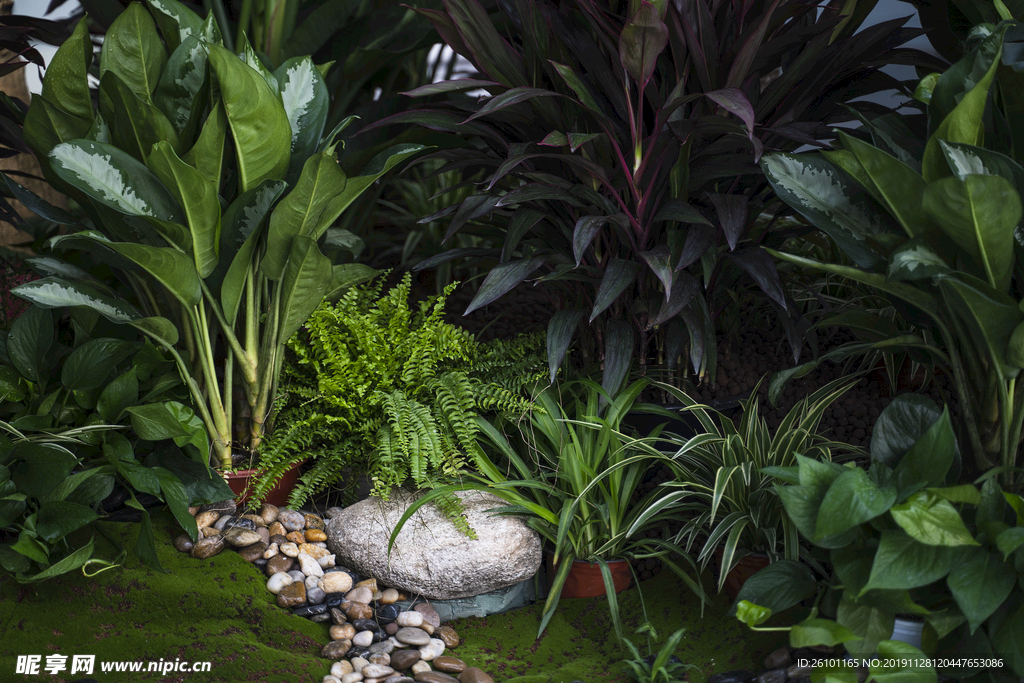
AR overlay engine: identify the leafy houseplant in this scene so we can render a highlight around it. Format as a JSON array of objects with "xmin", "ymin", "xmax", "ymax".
[
  {"xmin": 364, "ymin": 0, "xmax": 944, "ymax": 398},
  {"xmin": 254, "ymin": 272, "xmax": 547, "ymax": 515},
  {"xmin": 629, "ymin": 376, "xmax": 860, "ymax": 593},
  {"xmin": 0, "ymin": 304, "xmax": 234, "ymax": 582},
  {"xmin": 9, "ymin": 2, "xmax": 426, "ymax": 469},
  {"xmin": 391, "ymin": 377, "xmax": 707, "ymax": 640},
  {"xmin": 757, "ymin": 16, "xmax": 1024, "ymax": 483},
  {"xmin": 621, "ymin": 625, "xmax": 699, "ymax": 683},
  {"xmin": 733, "ymin": 394, "xmax": 1024, "ymax": 683}
]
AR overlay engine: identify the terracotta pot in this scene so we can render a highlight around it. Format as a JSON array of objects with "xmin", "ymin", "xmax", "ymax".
[
  {"xmin": 225, "ymin": 461, "xmax": 305, "ymax": 508},
  {"xmin": 545, "ymin": 550, "xmax": 633, "ymax": 599},
  {"xmin": 714, "ymin": 546, "xmax": 772, "ymax": 600}
]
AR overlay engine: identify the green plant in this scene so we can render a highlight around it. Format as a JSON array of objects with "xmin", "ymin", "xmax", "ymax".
[
  {"xmin": 759, "ymin": 16, "xmax": 1024, "ymax": 483},
  {"xmin": 391, "ymin": 376, "xmax": 707, "ymax": 640},
  {"xmin": 9, "ymin": 4, "xmax": 427, "ymax": 468},
  {"xmin": 253, "ymin": 272, "xmax": 547, "ymax": 513},
  {"xmin": 0, "ymin": 304, "xmax": 234, "ymax": 582},
  {"xmin": 621, "ymin": 624, "xmax": 699, "ymax": 683},
  {"xmin": 630, "ymin": 376, "xmax": 861, "ymax": 592},
  {"xmin": 363, "ymin": 0, "xmax": 944, "ymax": 397},
  {"xmin": 733, "ymin": 394, "xmax": 1024, "ymax": 683}
]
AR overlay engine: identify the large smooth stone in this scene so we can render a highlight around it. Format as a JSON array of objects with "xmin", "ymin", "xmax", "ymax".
[
  {"xmin": 362, "ymin": 664, "xmax": 395, "ymax": 679},
  {"xmin": 435, "ymin": 626, "xmax": 459, "ymax": 648},
  {"xmin": 224, "ymin": 527, "xmax": 262, "ymax": 547},
  {"xmin": 390, "ymin": 649, "xmax": 421, "ymax": 671},
  {"xmin": 414, "ymin": 672, "xmax": 459, "ymax": 683},
  {"xmin": 395, "ymin": 627, "xmax": 431, "ymax": 646},
  {"xmin": 267, "ymin": 555, "xmax": 294, "ymax": 576},
  {"xmin": 267, "ymin": 572, "xmax": 294, "ymax": 594},
  {"xmin": 458, "ymin": 668, "xmax": 494, "ymax": 683},
  {"xmin": 199, "ymin": 499, "xmax": 236, "ymax": 515},
  {"xmin": 277, "ymin": 582, "xmax": 306, "ymax": 608},
  {"xmin": 278, "ymin": 509, "xmax": 306, "ymax": 532},
  {"xmin": 173, "ymin": 534, "xmax": 194, "ymax": 553},
  {"xmin": 237, "ymin": 541, "xmax": 268, "ymax": 562},
  {"xmin": 325, "ymin": 490, "xmax": 541, "ymax": 600},
  {"xmin": 190, "ymin": 536, "xmax": 224, "ymax": 559},
  {"xmin": 260, "ymin": 503, "xmax": 280, "ymax": 524},
  {"xmin": 299, "ymin": 553, "xmax": 324, "ymax": 577},
  {"xmin": 194, "ymin": 510, "xmax": 221, "ymax": 528},
  {"xmin": 432, "ymin": 657, "xmax": 466, "ymax": 674},
  {"xmin": 322, "ymin": 639, "xmax": 352, "ymax": 659}
]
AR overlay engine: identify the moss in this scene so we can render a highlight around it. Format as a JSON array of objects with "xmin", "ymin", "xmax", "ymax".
[{"xmin": 1, "ymin": 513, "xmax": 784, "ymax": 682}]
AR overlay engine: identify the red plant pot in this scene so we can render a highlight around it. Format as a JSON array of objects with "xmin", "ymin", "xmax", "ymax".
[
  {"xmin": 546, "ymin": 551, "xmax": 633, "ymax": 599},
  {"xmin": 715, "ymin": 546, "xmax": 772, "ymax": 601},
  {"xmin": 225, "ymin": 461, "xmax": 304, "ymax": 508}
]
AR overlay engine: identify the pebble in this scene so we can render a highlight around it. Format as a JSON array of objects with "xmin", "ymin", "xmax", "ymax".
[
  {"xmin": 331, "ymin": 608, "xmax": 348, "ymax": 625},
  {"xmin": 260, "ymin": 503, "xmax": 279, "ymax": 524},
  {"xmin": 375, "ymin": 604, "xmax": 399, "ymax": 625},
  {"xmin": 190, "ymin": 536, "xmax": 224, "ymax": 559},
  {"xmin": 458, "ymin": 668, "xmax": 494, "ymax": 683},
  {"xmin": 707, "ymin": 672, "xmax": 755, "ymax": 683},
  {"xmin": 363, "ymin": 664, "xmax": 395, "ymax": 679},
  {"xmin": 435, "ymin": 626, "xmax": 459, "ymax": 649},
  {"xmin": 410, "ymin": 662, "xmax": 431, "ymax": 675},
  {"xmin": 418, "ymin": 638, "xmax": 445, "ymax": 662},
  {"xmin": 765, "ymin": 647, "xmax": 792, "ymax": 670},
  {"xmin": 173, "ymin": 534, "xmax": 194, "ymax": 553},
  {"xmin": 287, "ymin": 531, "xmax": 308, "ymax": 545},
  {"xmin": 368, "ymin": 640, "xmax": 395, "ymax": 655},
  {"xmin": 200, "ymin": 526, "xmax": 219, "ymax": 537},
  {"xmin": 300, "ymin": 553, "xmax": 325, "ymax": 577},
  {"xmin": 395, "ymin": 628, "xmax": 431, "ymax": 647},
  {"xmin": 356, "ymin": 578, "xmax": 378, "ymax": 592},
  {"xmin": 325, "ymin": 506, "xmax": 345, "ymax": 519},
  {"xmin": 419, "ymin": 622, "xmax": 435, "ymax": 636},
  {"xmin": 432, "ymin": 657, "xmax": 465, "ymax": 674},
  {"xmin": 269, "ymin": 521, "xmax": 287, "ymax": 537},
  {"xmin": 267, "ymin": 572, "xmax": 294, "ymax": 594},
  {"xmin": 755, "ymin": 670, "xmax": 786, "ymax": 683},
  {"xmin": 194, "ymin": 510, "xmax": 220, "ymax": 528},
  {"xmin": 368, "ymin": 653, "xmax": 390, "ymax": 666},
  {"xmin": 263, "ymin": 543, "xmax": 280, "ymax": 560},
  {"xmin": 237, "ymin": 541, "xmax": 268, "ymax": 562},
  {"xmin": 333, "ymin": 661, "xmax": 354, "ymax": 677},
  {"xmin": 270, "ymin": 534, "xmax": 290, "ymax": 546},
  {"xmin": 305, "ymin": 513, "xmax": 325, "ymax": 530},
  {"xmin": 323, "ymin": 639, "xmax": 352, "ymax": 660},
  {"xmin": 380, "ymin": 588, "xmax": 399, "ymax": 605},
  {"xmin": 241, "ymin": 513, "xmax": 265, "ymax": 526},
  {"xmin": 189, "ymin": 506, "xmax": 199, "ymax": 515},
  {"xmin": 396, "ymin": 612, "xmax": 423, "ymax": 628},
  {"xmin": 324, "ymin": 676, "xmax": 342, "ymax": 683},
  {"xmin": 353, "ymin": 631, "xmax": 374, "ymax": 648},
  {"xmin": 342, "ymin": 673, "xmax": 363, "ymax": 683},
  {"xmin": 390, "ymin": 650, "xmax": 420, "ymax": 670},
  {"xmin": 332, "ymin": 624, "xmax": 356, "ymax": 641},
  {"xmin": 318, "ymin": 554, "xmax": 337, "ymax": 568},
  {"xmin": 413, "ymin": 603, "xmax": 440, "ymax": 628},
  {"xmin": 256, "ymin": 526, "xmax": 271, "ymax": 544},
  {"xmin": 288, "ymin": 570, "xmax": 306, "ymax": 583},
  {"xmin": 295, "ymin": 604, "xmax": 329, "ymax": 618},
  {"xmin": 308, "ymin": 587, "xmax": 327, "ymax": 605},
  {"xmin": 277, "ymin": 582, "xmax": 306, "ymax": 608},
  {"xmin": 415, "ymin": 671, "xmax": 458, "ymax": 683},
  {"xmin": 224, "ymin": 527, "xmax": 262, "ymax": 547},
  {"xmin": 388, "ymin": 677, "xmax": 415, "ymax": 683},
  {"xmin": 346, "ymin": 603, "xmax": 374, "ymax": 620},
  {"xmin": 213, "ymin": 515, "xmax": 234, "ymax": 532},
  {"xmin": 300, "ymin": 543, "xmax": 331, "ymax": 559},
  {"xmin": 199, "ymin": 499, "xmax": 236, "ymax": 515},
  {"xmin": 346, "ymin": 587, "xmax": 373, "ymax": 604},
  {"xmin": 384, "ymin": 623, "xmax": 399, "ymax": 636},
  {"xmin": 224, "ymin": 517, "xmax": 256, "ymax": 532},
  {"xmin": 351, "ymin": 657, "xmax": 370, "ymax": 673},
  {"xmin": 281, "ymin": 543, "xmax": 300, "ymax": 558},
  {"xmin": 267, "ymin": 555, "xmax": 294, "ymax": 575},
  {"xmin": 306, "ymin": 575, "xmax": 321, "ymax": 590},
  {"xmin": 306, "ymin": 529, "xmax": 328, "ymax": 542},
  {"xmin": 279, "ymin": 509, "xmax": 306, "ymax": 531}
]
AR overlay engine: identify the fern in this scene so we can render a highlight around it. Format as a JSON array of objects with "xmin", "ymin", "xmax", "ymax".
[{"xmin": 253, "ymin": 272, "xmax": 549, "ymax": 528}]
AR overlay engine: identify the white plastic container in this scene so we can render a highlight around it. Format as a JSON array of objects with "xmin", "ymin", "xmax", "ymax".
[{"xmin": 890, "ymin": 617, "xmax": 925, "ymax": 649}]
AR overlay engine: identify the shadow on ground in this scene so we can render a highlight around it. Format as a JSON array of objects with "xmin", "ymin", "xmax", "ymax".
[{"xmin": 0, "ymin": 512, "xmax": 783, "ymax": 682}]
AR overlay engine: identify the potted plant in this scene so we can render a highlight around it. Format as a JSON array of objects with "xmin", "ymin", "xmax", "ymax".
[
  {"xmin": 624, "ymin": 376, "xmax": 861, "ymax": 597},
  {"xmin": 253, "ymin": 271, "xmax": 548, "ymax": 513},
  {"xmin": 8, "ymin": 3, "xmax": 427, "ymax": 481},
  {"xmin": 390, "ymin": 376, "xmax": 709, "ymax": 641},
  {"xmin": 732, "ymin": 393, "xmax": 1024, "ymax": 682}
]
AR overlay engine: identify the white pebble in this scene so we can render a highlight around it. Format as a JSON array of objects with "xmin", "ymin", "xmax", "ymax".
[
  {"xmin": 318, "ymin": 553, "xmax": 336, "ymax": 568},
  {"xmin": 263, "ymin": 543, "xmax": 279, "ymax": 559},
  {"xmin": 331, "ymin": 661, "xmax": 353, "ymax": 677},
  {"xmin": 396, "ymin": 611, "xmax": 423, "ymax": 628},
  {"xmin": 266, "ymin": 572, "xmax": 293, "ymax": 594},
  {"xmin": 352, "ymin": 630, "xmax": 374, "ymax": 648},
  {"xmin": 319, "ymin": 572, "xmax": 353, "ymax": 594},
  {"xmin": 410, "ymin": 661, "xmax": 432, "ymax": 674},
  {"xmin": 280, "ymin": 542, "xmax": 300, "ymax": 558},
  {"xmin": 350, "ymin": 657, "xmax": 369, "ymax": 673},
  {"xmin": 316, "ymin": 541, "xmax": 327, "ymax": 547},
  {"xmin": 287, "ymin": 570, "xmax": 305, "ymax": 583},
  {"xmin": 305, "ymin": 575, "xmax": 320, "ymax": 590},
  {"xmin": 323, "ymin": 676, "xmax": 342, "ymax": 683},
  {"xmin": 298, "ymin": 552, "xmax": 324, "ymax": 577},
  {"xmin": 418, "ymin": 638, "xmax": 445, "ymax": 662},
  {"xmin": 341, "ymin": 672, "xmax": 363, "ymax": 683}
]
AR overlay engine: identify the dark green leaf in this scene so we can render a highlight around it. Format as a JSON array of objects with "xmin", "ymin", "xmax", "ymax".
[
  {"xmin": 99, "ymin": 2, "xmax": 167, "ymax": 101},
  {"xmin": 8, "ymin": 305, "xmax": 53, "ymax": 383},
  {"xmin": 12, "ymin": 277, "xmax": 141, "ymax": 325},
  {"xmin": 590, "ymin": 259, "xmax": 641, "ymax": 322},
  {"xmin": 547, "ymin": 309, "xmax": 585, "ymax": 383},
  {"xmin": 815, "ymin": 468, "xmax": 896, "ymax": 540},
  {"xmin": 871, "ymin": 394, "xmax": 943, "ymax": 469},
  {"xmin": 134, "ymin": 509, "xmax": 165, "ymax": 571},
  {"xmin": 891, "ymin": 491, "xmax": 978, "ymax": 546},
  {"xmin": 730, "ymin": 559, "xmax": 816, "ymax": 616},
  {"xmin": 154, "ymin": 466, "xmax": 197, "ymax": 541},
  {"xmin": 61, "ymin": 338, "xmax": 136, "ymax": 391},
  {"xmin": 11, "ymin": 444, "xmax": 77, "ymax": 498},
  {"xmin": 465, "ymin": 256, "xmax": 545, "ymax": 315},
  {"xmin": 601, "ymin": 319, "xmax": 635, "ymax": 399},
  {"xmin": 125, "ymin": 403, "xmax": 192, "ymax": 441},
  {"xmin": 862, "ymin": 530, "xmax": 959, "ymax": 594},
  {"xmin": 947, "ymin": 550, "xmax": 1016, "ymax": 633},
  {"xmin": 35, "ymin": 501, "xmax": 100, "ymax": 543},
  {"xmin": 274, "ymin": 56, "xmax": 330, "ymax": 182},
  {"xmin": 278, "ymin": 236, "xmax": 332, "ymax": 343}
]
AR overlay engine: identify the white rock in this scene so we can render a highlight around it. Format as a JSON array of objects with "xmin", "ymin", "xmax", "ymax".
[
  {"xmin": 396, "ymin": 611, "xmax": 423, "ymax": 628},
  {"xmin": 263, "ymin": 543, "xmax": 279, "ymax": 559},
  {"xmin": 316, "ymin": 541, "xmax": 327, "ymax": 547},
  {"xmin": 341, "ymin": 673, "xmax": 363, "ymax": 683},
  {"xmin": 326, "ymin": 490, "xmax": 542, "ymax": 599},
  {"xmin": 352, "ymin": 630, "xmax": 374, "ymax": 648},
  {"xmin": 350, "ymin": 657, "xmax": 369, "ymax": 673},
  {"xmin": 305, "ymin": 575, "xmax": 320, "ymax": 590},
  {"xmin": 419, "ymin": 638, "xmax": 445, "ymax": 661},
  {"xmin": 361, "ymin": 664, "xmax": 395, "ymax": 679},
  {"xmin": 410, "ymin": 661, "xmax": 432, "ymax": 674},
  {"xmin": 318, "ymin": 553, "xmax": 337, "ymax": 568},
  {"xmin": 331, "ymin": 661, "xmax": 353, "ymax": 677},
  {"xmin": 287, "ymin": 570, "xmax": 305, "ymax": 583},
  {"xmin": 266, "ymin": 572, "xmax": 294, "ymax": 594},
  {"xmin": 323, "ymin": 676, "xmax": 342, "ymax": 683},
  {"xmin": 298, "ymin": 552, "xmax": 324, "ymax": 577},
  {"xmin": 280, "ymin": 542, "xmax": 300, "ymax": 558},
  {"xmin": 319, "ymin": 572, "xmax": 353, "ymax": 594}
]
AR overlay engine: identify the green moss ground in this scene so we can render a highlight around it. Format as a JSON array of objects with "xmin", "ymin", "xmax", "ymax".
[{"xmin": 0, "ymin": 512, "xmax": 782, "ymax": 682}]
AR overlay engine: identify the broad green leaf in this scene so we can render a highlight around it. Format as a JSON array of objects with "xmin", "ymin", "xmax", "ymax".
[
  {"xmin": 840, "ymin": 132, "xmax": 930, "ymax": 238},
  {"xmin": 547, "ymin": 309, "xmax": 585, "ymax": 383},
  {"xmin": 735, "ymin": 600, "xmax": 772, "ymax": 628},
  {"xmin": 262, "ymin": 150, "xmax": 347, "ymax": 280},
  {"xmin": 886, "ymin": 239, "xmax": 950, "ymax": 282},
  {"xmin": 182, "ymin": 100, "xmax": 226, "ymax": 186},
  {"xmin": 61, "ymin": 338, "xmax": 136, "ymax": 391},
  {"xmin": 465, "ymin": 256, "xmax": 545, "ymax": 315},
  {"xmin": 731, "ymin": 559, "xmax": 816, "ymax": 615},
  {"xmin": 147, "ymin": 141, "xmax": 220, "ymax": 278},
  {"xmin": 277, "ymin": 236, "xmax": 331, "ymax": 344},
  {"xmin": 923, "ymin": 174, "xmax": 1021, "ymax": 291},
  {"xmin": 939, "ymin": 275, "xmax": 1022, "ymax": 381},
  {"xmin": 892, "ymin": 404, "xmax": 958, "ymax": 491},
  {"xmin": 601, "ymin": 319, "xmax": 635, "ymax": 400},
  {"xmin": 36, "ymin": 17, "xmax": 94, "ymax": 121},
  {"xmin": 837, "ymin": 593, "xmax": 895, "ymax": 657},
  {"xmin": 153, "ymin": 35, "xmax": 208, "ymax": 137},
  {"xmin": 8, "ymin": 305, "xmax": 53, "ymax": 384},
  {"xmin": 100, "ymin": 2, "xmax": 167, "ymax": 102},
  {"xmin": 871, "ymin": 641, "xmax": 938, "ymax": 683},
  {"xmin": 947, "ymin": 549, "xmax": 1016, "ymax": 633},
  {"xmin": 237, "ymin": 35, "xmax": 278, "ymax": 91},
  {"xmin": 991, "ymin": 604, "xmax": 1024, "ymax": 679},
  {"xmin": 134, "ymin": 509, "xmax": 165, "ymax": 571},
  {"xmin": 871, "ymin": 394, "xmax": 943, "ymax": 469},
  {"xmin": 146, "ymin": 0, "xmax": 204, "ymax": 50},
  {"xmin": 35, "ymin": 501, "xmax": 101, "ymax": 543},
  {"xmin": 760, "ymin": 154, "xmax": 893, "ymax": 268},
  {"xmin": 996, "ymin": 527, "xmax": 1024, "ymax": 559},
  {"xmin": 325, "ymin": 264, "xmax": 378, "ymax": 301},
  {"xmin": 126, "ymin": 403, "xmax": 192, "ymax": 441},
  {"xmin": 75, "ymin": 232, "xmax": 201, "ymax": 307},
  {"xmin": 154, "ymin": 466, "xmax": 198, "ymax": 541},
  {"xmin": 0, "ymin": 497, "xmax": 27, "ymax": 529},
  {"xmin": 48, "ymin": 140, "xmax": 182, "ymax": 221},
  {"xmin": 23, "ymin": 98, "xmax": 92, "ymax": 157},
  {"xmin": 274, "ymin": 56, "xmax": 329, "ymax": 183},
  {"xmin": 590, "ymin": 259, "xmax": 641, "ymax": 322},
  {"xmin": 11, "ymin": 444, "xmax": 77, "ymax": 498},
  {"xmin": 862, "ymin": 530, "xmax": 959, "ymax": 594},
  {"xmin": 815, "ymin": 468, "xmax": 896, "ymax": 540},
  {"xmin": 97, "ymin": 367, "xmax": 139, "ymax": 423},
  {"xmin": 3, "ymin": 176, "xmax": 79, "ymax": 226},
  {"xmin": 99, "ymin": 71, "xmax": 181, "ymax": 163},
  {"xmin": 12, "ymin": 277, "xmax": 141, "ymax": 324},
  {"xmin": 207, "ymin": 44, "xmax": 290, "ymax": 192},
  {"xmin": 891, "ymin": 491, "xmax": 978, "ymax": 546},
  {"xmin": 790, "ymin": 619, "xmax": 859, "ymax": 647},
  {"xmin": 217, "ymin": 179, "xmax": 287, "ymax": 323}
]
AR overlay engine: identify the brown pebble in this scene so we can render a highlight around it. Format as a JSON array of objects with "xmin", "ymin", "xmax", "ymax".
[
  {"xmin": 237, "ymin": 541, "xmax": 268, "ymax": 562},
  {"xmin": 173, "ymin": 534, "xmax": 194, "ymax": 553},
  {"xmin": 433, "ymin": 656, "xmax": 466, "ymax": 674},
  {"xmin": 330, "ymin": 607, "xmax": 348, "ymax": 625},
  {"xmin": 345, "ymin": 602, "xmax": 374, "ymax": 620},
  {"xmin": 259, "ymin": 503, "xmax": 279, "ymax": 524},
  {"xmin": 413, "ymin": 602, "xmax": 441, "ymax": 628},
  {"xmin": 435, "ymin": 625, "xmax": 459, "ymax": 648},
  {"xmin": 269, "ymin": 533, "xmax": 289, "ymax": 546},
  {"xmin": 190, "ymin": 536, "xmax": 224, "ymax": 559},
  {"xmin": 194, "ymin": 510, "xmax": 220, "ymax": 528},
  {"xmin": 241, "ymin": 513, "xmax": 265, "ymax": 526},
  {"xmin": 199, "ymin": 499, "xmax": 236, "ymax": 515},
  {"xmin": 458, "ymin": 668, "xmax": 495, "ymax": 683},
  {"xmin": 286, "ymin": 531, "xmax": 306, "ymax": 545},
  {"xmin": 415, "ymin": 672, "xmax": 459, "ymax": 683},
  {"xmin": 331, "ymin": 623, "xmax": 355, "ymax": 641},
  {"xmin": 188, "ymin": 506, "xmax": 200, "ymax": 516},
  {"xmin": 384, "ymin": 622, "xmax": 399, "ymax": 635},
  {"xmin": 256, "ymin": 527, "xmax": 270, "ymax": 544},
  {"xmin": 322, "ymin": 638, "xmax": 351, "ymax": 660},
  {"xmin": 201, "ymin": 526, "xmax": 220, "ymax": 537},
  {"xmin": 368, "ymin": 653, "xmax": 391, "ymax": 666},
  {"xmin": 276, "ymin": 582, "xmax": 306, "ymax": 608},
  {"xmin": 268, "ymin": 521, "xmax": 287, "ymax": 537},
  {"xmin": 390, "ymin": 649, "xmax": 421, "ymax": 670},
  {"xmin": 304, "ymin": 513, "xmax": 325, "ymax": 530},
  {"xmin": 356, "ymin": 577, "xmax": 378, "ymax": 592},
  {"xmin": 266, "ymin": 555, "xmax": 294, "ymax": 576},
  {"xmin": 305, "ymin": 529, "xmax": 327, "ymax": 542}
]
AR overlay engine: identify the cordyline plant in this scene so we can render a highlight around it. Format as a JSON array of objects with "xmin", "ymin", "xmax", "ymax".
[
  {"xmin": 8, "ymin": 1, "xmax": 426, "ymax": 468},
  {"xmin": 362, "ymin": 0, "xmax": 944, "ymax": 397}
]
